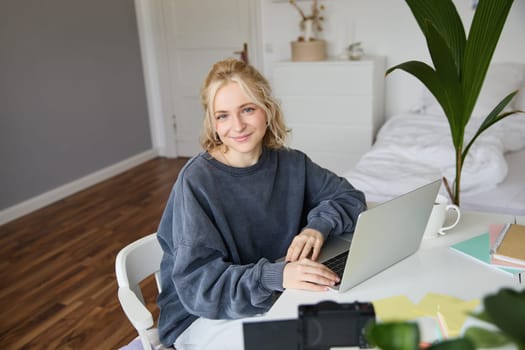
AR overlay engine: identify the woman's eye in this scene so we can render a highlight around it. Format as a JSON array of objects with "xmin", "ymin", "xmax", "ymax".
[
  {"xmin": 242, "ymin": 106, "xmax": 255, "ymax": 114},
  {"xmin": 216, "ymin": 114, "xmax": 228, "ymax": 120}
]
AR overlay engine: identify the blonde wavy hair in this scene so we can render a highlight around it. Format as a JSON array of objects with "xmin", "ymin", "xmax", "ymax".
[{"xmin": 200, "ymin": 58, "xmax": 289, "ymax": 152}]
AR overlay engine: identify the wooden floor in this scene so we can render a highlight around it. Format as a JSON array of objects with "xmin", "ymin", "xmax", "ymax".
[{"xmin": 0, "ymin": 157, "xmax": 188, "ymax": 349}]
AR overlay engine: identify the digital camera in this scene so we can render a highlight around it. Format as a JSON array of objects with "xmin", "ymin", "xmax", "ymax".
[{"xmin": 298, "ymin": 300, "xmax": 376, "ymax": 350}]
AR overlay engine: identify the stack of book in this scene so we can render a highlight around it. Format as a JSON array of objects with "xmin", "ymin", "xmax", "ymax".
[
  {"xmin": 450, "ymin": 224, "xmax": 523, "ymax": 283},
  {"xmin": 490, "ymin": 223, "xmax": 525, "ymax": 270}
]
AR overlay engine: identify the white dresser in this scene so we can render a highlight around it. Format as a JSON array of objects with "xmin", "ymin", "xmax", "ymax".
[{"xmin": 272, "ymin": 56, "xmax": 385, "ymax": 175}]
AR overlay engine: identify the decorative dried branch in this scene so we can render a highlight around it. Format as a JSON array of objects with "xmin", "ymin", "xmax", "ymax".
[{"xmin": 289, "ymin": 0, "xmax": 325, "ymax": 39}]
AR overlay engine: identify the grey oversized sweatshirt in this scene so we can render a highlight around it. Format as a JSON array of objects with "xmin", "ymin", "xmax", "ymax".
[{"xmin": 156, "ymin": 147, "xmax": 366, "ymax": 345}]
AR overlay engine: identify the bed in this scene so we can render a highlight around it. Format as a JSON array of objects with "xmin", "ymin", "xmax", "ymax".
[{"xmin": 343, "ymin": 62, "xmax": 525, "ymax": 216}]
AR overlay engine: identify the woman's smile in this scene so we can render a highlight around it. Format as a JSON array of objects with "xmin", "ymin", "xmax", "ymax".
[{"xmin": 231, "ymin": 133, "xmax": 251, "ymax": 142}]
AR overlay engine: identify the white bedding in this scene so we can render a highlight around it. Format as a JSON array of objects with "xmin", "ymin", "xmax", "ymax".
[
  {"xmin": 344, "ymin": 112, "xmax": 525, "ymax": 216},
  {"xmin": 461, "ymin": 148, "xmax": 525, "ymax": 215}
]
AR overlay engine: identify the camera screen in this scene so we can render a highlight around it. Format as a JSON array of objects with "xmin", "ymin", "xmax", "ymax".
[
  {"xmin": 301, "ymin": 311, "xmax": 361, "ymax": 347},
  {"xmin": 298, "ymin": 301, "xmax": 375, "ymax": 350}
]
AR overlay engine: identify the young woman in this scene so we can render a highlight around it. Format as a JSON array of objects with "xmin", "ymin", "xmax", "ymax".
[{"xmin": 156, "ymin": 58, "xmax": 366, "ymax": 349}]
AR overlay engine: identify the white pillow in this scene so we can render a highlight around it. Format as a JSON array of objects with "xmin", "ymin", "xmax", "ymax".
[{"xmin": 420, "ymin": 62, "xmax": 525, "ymax": 118}]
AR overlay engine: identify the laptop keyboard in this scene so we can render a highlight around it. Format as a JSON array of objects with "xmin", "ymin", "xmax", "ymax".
[{"xmin": 323, "ymin": 251, "xmax": 349, "ymax": 277}]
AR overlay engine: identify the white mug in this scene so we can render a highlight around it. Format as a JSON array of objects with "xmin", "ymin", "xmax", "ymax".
[{"xmin": 423, "ymin": 194, "xmax": 461, "ymax": 239}]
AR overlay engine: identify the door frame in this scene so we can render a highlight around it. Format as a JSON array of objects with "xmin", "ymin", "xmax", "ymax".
[{"xmin": 134, "ymin": 0, "xmax": 264, "ymax": 157}]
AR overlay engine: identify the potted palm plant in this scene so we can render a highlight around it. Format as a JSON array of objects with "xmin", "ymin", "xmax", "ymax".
[{"xmin": 386, "ymin": 0, "xmax": 522, "ymax": 206}]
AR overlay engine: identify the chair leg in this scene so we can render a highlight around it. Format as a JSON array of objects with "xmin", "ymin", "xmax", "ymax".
[{"xmin": 138, "ymin": 330, "xmax": 152, "ymax": 350}]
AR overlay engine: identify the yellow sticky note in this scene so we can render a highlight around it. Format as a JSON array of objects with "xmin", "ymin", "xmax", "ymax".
[
  {"xmin": 372, "ymin": 295, "xmax": 421, "ymax": 321},
  {"xmin": 372, "ymin": 293, "xmax": 480, "ymax": 339},
  {"xmin": 416, "ymin": 293, "xmax": 480, "ymax": 337}
]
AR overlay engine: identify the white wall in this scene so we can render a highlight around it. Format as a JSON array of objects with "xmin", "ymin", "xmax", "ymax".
[{"xmin": 260, "ymin": 0, "xmax": 525, "ymax": 117}]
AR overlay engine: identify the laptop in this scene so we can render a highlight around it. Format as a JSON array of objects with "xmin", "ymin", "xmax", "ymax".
[{"xmin": 318, "ymin": 179, "xmax": 441, "ymax": 293}]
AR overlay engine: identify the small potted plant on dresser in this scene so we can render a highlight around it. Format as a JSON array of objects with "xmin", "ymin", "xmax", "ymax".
[{"xmin": 289, "ymin": 0, "xmax": 326, "ymax": 61}]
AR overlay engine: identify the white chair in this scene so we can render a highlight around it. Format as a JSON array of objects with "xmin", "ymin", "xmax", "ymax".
[{"xmin": 116, "ymin": 233, "xmax": 163, "ymax": 350}]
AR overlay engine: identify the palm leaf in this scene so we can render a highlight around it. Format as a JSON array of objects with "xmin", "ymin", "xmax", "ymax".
[
  {"xmin": 423, "ymin": 21, "xmax": 464, "ymax": 142},
  {"xmin": 461, "ymin": 0, "xmax": 514, "ymax": 123},
  {"xmin": 461, "ymin": 91, "xmax": 519, "ymax": 163},
  {"xmin": 404, "ymin": 0, "xmax": 466, "ymax": 74}
]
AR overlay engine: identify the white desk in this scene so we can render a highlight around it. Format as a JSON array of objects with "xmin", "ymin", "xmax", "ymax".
[
  {"xmin": 265, "ymin": 211, "xmax": 521, "ymax": 321},
  {"xmin": 208, "ymin": 211, "xmax": 523, "ymax": 350}
]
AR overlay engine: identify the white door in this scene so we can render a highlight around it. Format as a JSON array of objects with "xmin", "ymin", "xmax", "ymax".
[{"xmin": 162, "ymin": 0, "xmax": 259, "ymax": 157}]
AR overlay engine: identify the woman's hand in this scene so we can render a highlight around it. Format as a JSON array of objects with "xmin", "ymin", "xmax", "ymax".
[
  {"xmin": 283, "ymin": 258, "xmax": 340, "ymax": 291},
  {"xmin": 285, "ymin": 228, "xmax": 324, "ymax": 262}
]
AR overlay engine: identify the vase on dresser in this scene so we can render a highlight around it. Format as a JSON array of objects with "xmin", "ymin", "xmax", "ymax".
[
  {"xmin": 291, "ymin": 39, "xmax": 327, "ymax": 62},
  {"xmin": 291, "ymin": 17, "xmax": 326, "ymax": 61}
]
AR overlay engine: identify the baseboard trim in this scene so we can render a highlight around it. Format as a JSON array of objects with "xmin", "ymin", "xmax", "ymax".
[{"xmin": 0, "ymin": 149, "xmax": 158, "ymax": 226}]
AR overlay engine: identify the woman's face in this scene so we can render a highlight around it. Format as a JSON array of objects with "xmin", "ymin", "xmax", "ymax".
[{"xmin": 213, "ymin": 82, "xmax": 267, "ymax": 160}]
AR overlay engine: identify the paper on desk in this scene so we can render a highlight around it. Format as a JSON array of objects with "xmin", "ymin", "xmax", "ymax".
[
  {"xmin": 417, "ymin": 293, "xmax": 480, "ymax": 337},
  {"xmin": 372, "ymin": 293, "xmax": 480, "ymax": 339},
  {"xmin": 372, "ymin": 295, "xmax": 421, "ymax": 320}
]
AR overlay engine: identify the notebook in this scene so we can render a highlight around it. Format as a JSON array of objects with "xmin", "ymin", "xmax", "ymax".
[{"xmin": 318, "ymin": 179, "xmax": 441, "ymax": 293}]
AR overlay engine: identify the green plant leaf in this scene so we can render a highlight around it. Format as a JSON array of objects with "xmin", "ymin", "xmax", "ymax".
[
  {"xmin": 366, "ymin": 322, "xmax": 419, "ymax": 350},
  {"xmin": 464, "ymin": 326, "xmax": 510, "ymax": 348},
  {"xmin": 404, "ymin": 0, "xmax": 466, "ymax": 73},
  {"xmin": 403, "ymin": 0, "xmax": 466, "ymax": 138},
  {"xmin": 461, "ymin": 0, "xmax": 514, "ymax": 121},
  {"xmin": 427, "ymin": 338, "xmax": 475, "ymax": 350},
  {"xmin": 468, "ymin": 309, "xmax": 492, "ymax": 323},
  {"xmin": 477, "ymin": 91, "xmax": 519, "ymax": 131},
  {"xmin": 483, "ymin": 288, "xmax": 525, "ymax": 344},
  {"xmin": 424, "ymin": 21, "xmax": 457, "ymax": 83},
  {"xmin": 386, "ymin": 61, "xmax": 461, "ymax": 145},
  {"xmin": 462, "ymin": 91, "xmax": 521, "ymax": 162},
  {"xmin": 385, "ymin": 61, "xmax": 443, "ymax": 103},
  {"xmin": 423, "ymin": 21, "xmax": 463, "ymax": 135}
]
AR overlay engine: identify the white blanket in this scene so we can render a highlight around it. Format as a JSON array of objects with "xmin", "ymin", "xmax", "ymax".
[{"xmin": 344, "ymin": 112, "xmax": 523, "ymax": 202}]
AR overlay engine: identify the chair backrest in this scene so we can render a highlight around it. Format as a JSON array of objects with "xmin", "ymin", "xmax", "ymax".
[
  {"xmin": 115, "ymin": 233, "xmax": 163, "ymax": 304},
  {"xmin": 116, "ymin": 233, "xmax": 163, "ymax": 350}
]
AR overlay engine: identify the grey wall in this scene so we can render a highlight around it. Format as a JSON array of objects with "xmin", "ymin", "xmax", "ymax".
[{"xmin": 0, "ymin": 0, "xmax": 152, "ymax": 210}]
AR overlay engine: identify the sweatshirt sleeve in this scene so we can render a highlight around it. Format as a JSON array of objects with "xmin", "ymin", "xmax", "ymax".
[
  {"xmin": 303, "ymin": 155, "xmax": 367, "ymax": 238},
  {"xmin": 158, "ymin": 178, "xmax": 285, "ymax": 320}
]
